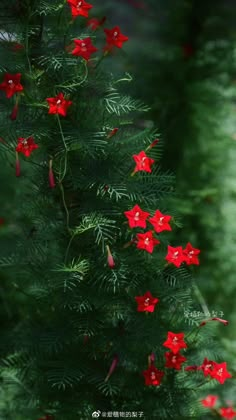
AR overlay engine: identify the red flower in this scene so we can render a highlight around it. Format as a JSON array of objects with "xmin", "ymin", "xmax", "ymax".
[
  {"xmin": 0, "ymin": 73, "xmax": 23, "ymax": 98},
  {"xmin": 67, "ymin": 0, "xmax": 93, "ymax": 18},
  {"xmin": 16, "ymin": 137, "xmax": 39, "ymax": 157},
  {"xmin": 149, "ymin": 210, "xmax": 172, "ymax": 233},
  {"xmin": 164, "ymin": 351, "xmax": 187, "ymax": 370},
  {"xmin": 183, "ymin": 242, "xmax": 200, "ymax": 265},
  {"xmin": 201, "ymin": 395, "xmax": 218, "ymax": 408},
  {"xmin": 163, "ymin": 332, "xmax": 187, "ymax": 354},
  {"xmin": 136, "ymin": 231, "xmax": 160, "ymax": 253},
  {"xmin": 104, "ymin": 26, "xmax": 128, "ymax": 50},
  {"xmin": 124, "ymin": 204, "xmax": 150, "ymax": 229},
  {"xmin": 87, "ymin": 16, "xmax": 106, "ymax": 30},
  {"xmin": 199, "ymin": 358, "xmax": 215, "ymax": 377},
  {"xmin": 0, "ymin": 218, "xmax": 4, "ymax": 226},
  {"xmin": 210, "ymin": 362, "xmax": 232, "ymax": 384},
  {"xmin": 135, "ymin": 291, "xmax": 159, "ymax": 313},
  {"xmin": 143, "ymin": 366, "xmax": 164, "ymax": 386},
  {"xmin": 72, "ymin": 37, "xmax": 98, "ymax": 61},
  {"xmin": 165, "ymin": 245, "xmax": 185, "ymax": 268},
  {"xmin": 133, "ymin": 151, "xmax": 155, "ymax": 173},
  {"xmin": 46, "ymin": 93, "xmax": 72, "ymax": 117},
  {"xmin": 220, "ymin": 407, "xmax": 236, "ymax": 420}
]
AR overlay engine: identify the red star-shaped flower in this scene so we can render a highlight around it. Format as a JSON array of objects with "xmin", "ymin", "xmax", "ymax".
[
  {"xmin": 16, "ymin": 137, "xmax": 39, "ymax": 157},
  {"xmin": 220, "ymin": 407, "xmax": 236, "ymax": 420},
  {"xmin": 104, "ymin": 26, "xmax": 128, "ymax": 50},
  {"xmin": 67, "ymin": 0, "xmax": 93, "ymax": 18},
  {"xmin": 133, "ymin": 151, "xmax": 155, "ymax": 173},
  {"xmin": 165, "ymin": 245, "xmax": 185, "ymax": 267},
  {"xmin": 136, "ymin": 231, "xmax": 160, "ymax": 253},
  {"xmin": 124, "ymin": 204, "xmax": 150, "ymax": 229},
  {"xmin": 143, "ymin": 366, "xmax": 164, "ymax": 386},
  {"xmin": 164, "ymin": 351, "xmax": 187, "ymax": 370},
  {"xmin": 46, "ymin": 93, "xmax": 72, "ymax": 117},
  {"xmin": 163, "ymin": 332, "xmax": 187, "ymax": 354},
  {"xmin": 199, "ymin": 358, "xmax": 215, "ymax": 377},
  {"xmin": 183, "ymin": 242, "xmax": 200, "ymax": 265},
  {"xmin": 0, "ymin": 73, "xmax": 23, "ymax": 98},
  {"xmin": 71, "ymin": 37, "xmax": 98, "ymax": 61},
  {"xmin": 149, "ymin": 210, "xmax": 172, "ymax": 233},
  {"xmin": 210, "ymin": 362, "xmax": 232, "ymax": 385},
  {"xmin": 135, "ymin": 291, "xmax": 159, "ymax": 313},
  {"xmin": 201, "ymin": 395, "xmax": 218, "ymax": 408}
]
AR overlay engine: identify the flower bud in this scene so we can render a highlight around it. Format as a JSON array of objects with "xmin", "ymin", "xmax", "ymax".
[
  {"xmin": 106, "ymin": 245, "xmax": 115, "ymax": 268},
  {"xmin": 10, "ymin": 103, "xmax": 19, "ymax": 120},
  {"xmin": 105, "ymin": 355, "xmax": 119, "ymax": 382},
  {"xmin": 49, "ymin": 160, "xmax": 56, "ymax": 188}
]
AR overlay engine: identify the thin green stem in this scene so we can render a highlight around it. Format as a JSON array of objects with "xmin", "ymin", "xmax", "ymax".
[
  {"xmin": 57, "ymin": 115, "xmax": 68, "ymax": 182},
  {"xmin": 56, "ymin": 62, "xmax": 88, "ymax": 88},
  {"xmin": 64, "ymin": 232, "xmax": 76, "ymax": 264},
  {"xmin": 59, "ymin": 182, "xmax": 70, "ymax": 231},
  {"xmin": 192, "ymin": 282, "xmax": 210, "ymax": 316},
  {"xmin": 95, "ymin": 51, "xmax": 108, "ymax": 69}
]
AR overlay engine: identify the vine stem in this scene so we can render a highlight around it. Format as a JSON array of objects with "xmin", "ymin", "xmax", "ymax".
[
  {"xmin": 185, "ymin": 377, "xmax": 212, "ymax": 390},
  {"xmin": 59, "ymin": 183, "xmax": 70, "ymax": 231},
  {"xmin": 192, "ymin": 282, "xmax": 210, "ymax": 316},
  {"xmin": 56, "ymin": 115, "xmax": 70, "ymax": 232},
  {"xmin": 95, "ymin": 51, "xmax": 108, "ymax": 69},
  {"xmin": 57, "ymin": 115, "xmax": 68, "ymax": 182},
  {"xmin": 64, "ymin": 232, "xmax": 76, "ymax": 264},
  {"xmin": 56, "ymin": 61, "xmax": 88, "ymax": 89}
]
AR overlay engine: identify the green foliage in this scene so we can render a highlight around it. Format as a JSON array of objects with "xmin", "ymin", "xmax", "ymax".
[{"xmin": 0, "ymin": 0, "xmax": 232, "ymax": 419}]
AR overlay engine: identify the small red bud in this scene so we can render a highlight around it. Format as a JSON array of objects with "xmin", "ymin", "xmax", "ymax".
[
  {"xmin": 107, "ymin": 128, "xmax": 118, "ymax": 138},
  {"xmin": 148, "ymin": 352, "xmax": 155, "ymax": 366},
  {"xmin": 199, "ymin": 317, "xmax": 228, "ymax": 327},
  {"xmin": 11, "ymin": 42, "xmax": 24, "ymax": 52},
  {"xmin": 106, "ymin": 245, "xmax": 115, "ymax": 268},
  {"xmin": 49, "ymin": 160, "xmax": 56, "ymax": 188},
  {"xmin": 10, "ymin": 103, "xmax": 19, "ymax": 120},
  {"xmin": 211, "ymin": 317, "xmax": 228, "ymax": 326},
  {"xmin": 105, "ymin": 355, "xmax": 119, "ymax": 382},
  {"xmin": 150, "ymin": 139, "xmax": 159, "ymax": 148},
  {"xmin": 185, "ymin": 365, "xmax": 199, "ymax": 371}
]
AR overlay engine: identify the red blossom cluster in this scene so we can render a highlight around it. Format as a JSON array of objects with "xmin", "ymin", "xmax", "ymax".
[
  {"xmin": 123, "ymin": 203, "xmax": 200, "ymax": 267},
  {"xmin": 201, "ymin": 395, "xmax": 236, "ymax": 419},
  {"xmin": 142, "ymin": 332, "xmax": 187, "ymax": 386},
  {"xmin": 165, "ymin": 243, "xmax": 200, "ymax": 267},
  {"xmin": 66, "ymin": 1, "xmax": 128, "ymax": 58}
]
